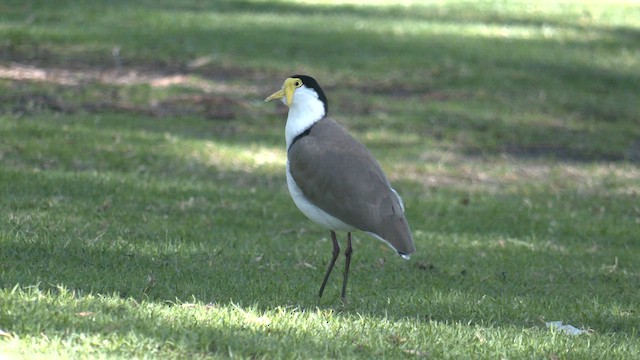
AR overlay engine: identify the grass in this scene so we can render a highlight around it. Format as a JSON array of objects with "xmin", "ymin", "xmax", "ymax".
[{"xmin": 1, "ymin": 0, "xmax": 639, "ymax": 358}]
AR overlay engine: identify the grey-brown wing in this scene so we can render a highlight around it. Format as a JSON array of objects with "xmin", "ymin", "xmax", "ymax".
[{"xmin": 288, "ymin": 118, "xmax": 415, "ymax": 255}]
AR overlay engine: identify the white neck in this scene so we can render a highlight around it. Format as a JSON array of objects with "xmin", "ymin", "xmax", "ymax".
[{"xmin": 284, "ymin": 86, "xmax": 326, "ymax": 149}]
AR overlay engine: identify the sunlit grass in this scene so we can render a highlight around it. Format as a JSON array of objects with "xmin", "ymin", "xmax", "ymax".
[
  {"xmin": 2, "ymin": 284, "xmax": 638, "ymax": 359},
  {"xmin": 192, "ymin": 141, "xmax": 286, "ymax": 171}
]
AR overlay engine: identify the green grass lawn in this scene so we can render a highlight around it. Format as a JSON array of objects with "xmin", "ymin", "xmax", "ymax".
[{"xmin": 1, "ymin": 0, "xmax": 639, "ymax": 358}]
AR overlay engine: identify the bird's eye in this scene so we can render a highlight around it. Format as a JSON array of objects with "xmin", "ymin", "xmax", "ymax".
[{"xmin": 294, "ymin": 81, "xmax": 301, "ymax": 87}]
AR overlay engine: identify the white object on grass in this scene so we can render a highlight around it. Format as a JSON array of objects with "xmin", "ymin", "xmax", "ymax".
[{"xmin": 545, "ymin": 321, "xmax": 588, "ymax": 335}]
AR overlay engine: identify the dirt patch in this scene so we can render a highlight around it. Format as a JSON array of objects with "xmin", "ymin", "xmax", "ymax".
[
  {"xmin": 0, "ymin": 62, "xmax": 275, "ymax": 119},
  {"xmin": 0, "ymin": 90, "xmax": 247, "ymax": 120}
]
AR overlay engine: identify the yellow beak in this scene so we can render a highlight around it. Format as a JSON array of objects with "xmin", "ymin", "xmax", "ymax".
[{"xmin": 264, "ymin": 78, "xmax": 298, "ymax": 107}]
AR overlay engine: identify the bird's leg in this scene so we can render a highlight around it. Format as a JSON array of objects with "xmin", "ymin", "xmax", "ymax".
[
  {"xmin": 341, "ymin": 232, "xmax": 353, "ymax": 302},
  {"xmin": 318, "ymin": 231, "xmax": 340, "ymax": 299}
]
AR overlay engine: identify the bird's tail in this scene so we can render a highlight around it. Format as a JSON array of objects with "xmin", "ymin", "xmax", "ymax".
[{"xmin": 381, "ymin": 213, "xmax": 415, "ymax": 258}]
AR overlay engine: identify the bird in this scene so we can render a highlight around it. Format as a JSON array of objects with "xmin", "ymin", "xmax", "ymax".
[{"xmin": 265, "ymin": 75, "xmax": 415, "ymax": 302}]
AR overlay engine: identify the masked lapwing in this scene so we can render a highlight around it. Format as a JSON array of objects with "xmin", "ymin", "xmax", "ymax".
[{"xmin": 265, "ymin": 75, "xmax": 415, "ymax": 301}]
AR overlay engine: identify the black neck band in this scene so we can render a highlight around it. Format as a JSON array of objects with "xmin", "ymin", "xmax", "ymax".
[{"xmin": 288, "ymin": 125, "xmax": 314, "ymax": 151}]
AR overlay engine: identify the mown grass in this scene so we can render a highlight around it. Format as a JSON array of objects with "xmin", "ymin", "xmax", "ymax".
[{"xmin": 1, "ymin": 0, "xmax": 639, "ymax": 358}]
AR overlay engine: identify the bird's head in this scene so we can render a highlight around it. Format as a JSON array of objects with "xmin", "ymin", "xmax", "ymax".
[{"xmin": 265, "ymin": 75, "xmax": 328, "ymax": 116}]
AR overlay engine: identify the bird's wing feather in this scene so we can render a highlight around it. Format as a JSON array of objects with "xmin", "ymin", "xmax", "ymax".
[{"xmin": 288, "ymin": 117, "xmax": 415, "ymax": 255}]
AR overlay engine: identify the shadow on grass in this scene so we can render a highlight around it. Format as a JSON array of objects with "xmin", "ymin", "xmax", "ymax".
[
  {"xmin": 3, "ymin": 216, "xmax": 638, "ymax": 358},
  {"xmin": 1, "ymin": 129, "xmax": 638, "ymax": 356},
  {"xmin": 2, "ymin": 0, "xmax": 638, "ymax": 163},
  {"xmin": 1, "ymin": 162, "xmax": 638, "ymax": 332}
]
